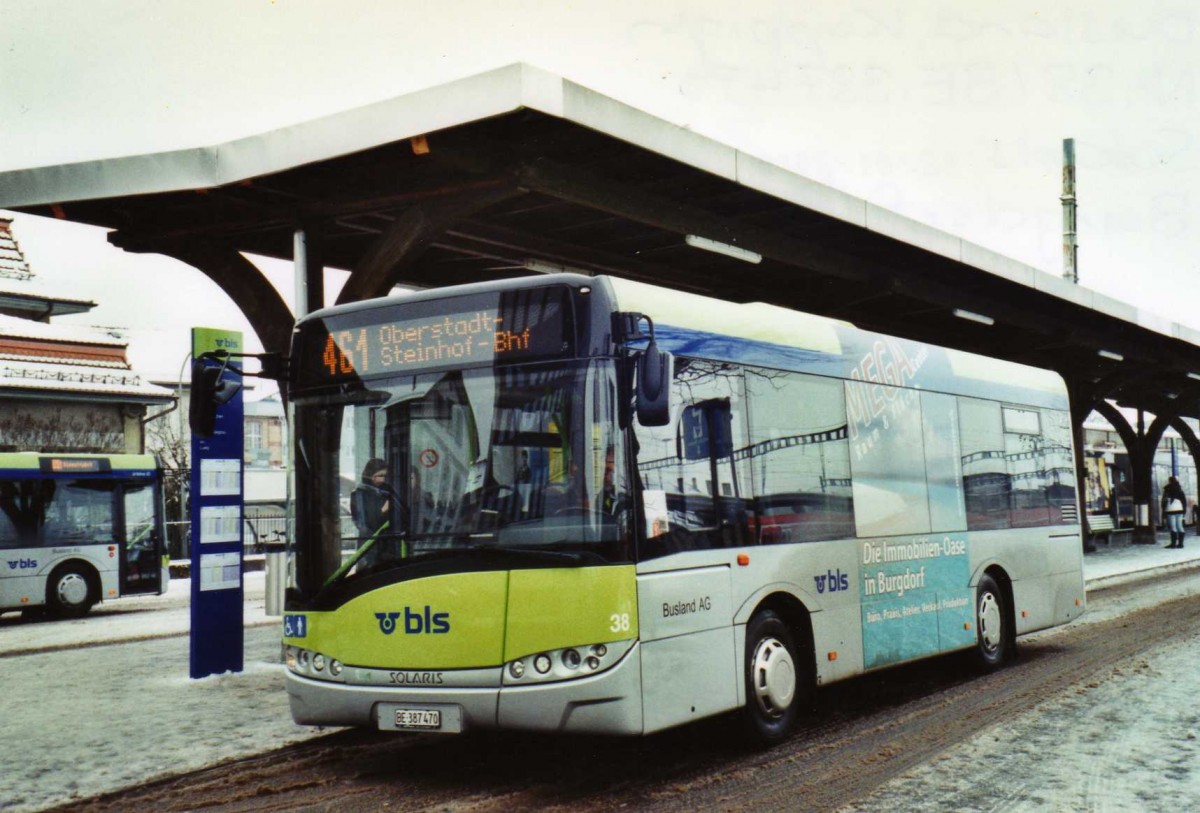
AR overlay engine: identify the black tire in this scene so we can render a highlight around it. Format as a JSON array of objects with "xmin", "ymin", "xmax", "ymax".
[
  {"xmin": 742, "ymin": 609, "xmax": 807, "ymax": 745},
  {"xmin": 47, "ymin": 564, "xmax": 96, "ymax": 619},
  {"xmin": 973, "ymin": 574, "xmax": 1011, "ymax": 671}
]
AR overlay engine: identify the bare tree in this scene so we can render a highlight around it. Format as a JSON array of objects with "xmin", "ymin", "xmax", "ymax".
[{"xmin": 145, "ymin": 414, "xmax": 190, "ymax": 558}]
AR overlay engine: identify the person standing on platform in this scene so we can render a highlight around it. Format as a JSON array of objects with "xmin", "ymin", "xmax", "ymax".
[{"xmin": 1161, "ymin": 476, "xmax": 1188, "ymax": 549}]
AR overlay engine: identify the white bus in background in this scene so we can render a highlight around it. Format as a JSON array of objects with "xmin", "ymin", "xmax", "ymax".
[
  {"xmin": 267, "ymin": 274, "xmax": 1085, "ymax": 742},
  {"xmin": 0, "ymin": 453, "xmax": 168, "ymax": 618}
]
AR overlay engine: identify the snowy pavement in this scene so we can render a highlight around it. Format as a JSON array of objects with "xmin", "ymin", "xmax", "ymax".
[
  {"xmin": 0, "ymin": 571, "xmax": 275, "ymax": 658},
  {"xmin": 844, "ymin": 533, "xmax": 1200, "ymax": 813},
  {"xmin": 1079, "ymin": 531, "xmax": 1200, "ymax": 588},
  {"xmin": 0, "ymin": 572, "xmax": 305, "ymax": 813},
  {"xmin": 2, "ymin": 535, "xmax": 1199, "ymax": 812}
]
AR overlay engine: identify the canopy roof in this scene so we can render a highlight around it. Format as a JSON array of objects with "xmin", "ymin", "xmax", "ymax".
[{"xmin": 1, "ymin": 63, "xmax": 1196, "ymax": 417}]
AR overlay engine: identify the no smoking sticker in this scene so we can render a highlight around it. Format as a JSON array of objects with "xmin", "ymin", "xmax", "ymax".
[{"xmin": 419, "ymin": 449, "xmax": 439, "ymax": 468}]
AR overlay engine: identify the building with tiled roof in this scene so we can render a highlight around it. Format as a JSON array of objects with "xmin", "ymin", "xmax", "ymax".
[
  {"xmin": 0, "ymin": 217, "xmax": 33, "ymax": 282},
  {"xmin": 0, "ymin": 218, "xmax": 173, "ymax": 453}
]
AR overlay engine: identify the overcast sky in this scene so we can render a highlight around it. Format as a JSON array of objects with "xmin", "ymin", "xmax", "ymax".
[{"xmin": 2, "ymin": 0, "xmax": 1197, "ymax": 376}]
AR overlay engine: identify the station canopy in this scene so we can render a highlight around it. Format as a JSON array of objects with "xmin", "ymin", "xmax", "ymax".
[{"xmin": 2, "ymin": 64, "xmax": 1199, "ymax": 418}]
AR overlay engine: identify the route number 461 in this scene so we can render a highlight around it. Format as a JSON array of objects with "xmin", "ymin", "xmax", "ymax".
[{"xmin": 609, "ymin": 613, "xmax": 631, "ymax": 633}]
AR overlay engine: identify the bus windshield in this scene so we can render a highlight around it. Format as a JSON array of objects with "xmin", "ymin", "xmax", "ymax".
[{"xmin": 292, "ymin": 359, "xmax": 631, "ymax": 598}]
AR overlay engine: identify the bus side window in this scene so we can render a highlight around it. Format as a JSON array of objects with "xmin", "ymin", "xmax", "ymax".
[
  {"xmin": 634, "ymin": 357, "xmax": 751, "ymax": 558},
  {"xmin": 957, "ymin": 399, "xmax": 1077, "ymax": 531},
  {"xmin": 0, "ymin": 482, "xmax": 22, "ymax": 549},
  {"xmin": 0, "ymin": 480, "xmax": 50, "ymax": 548},
  {"xmin": 1041, "ymin": 408, "xmax": 1077, "ymax": 525},
  {"xmin": 745, "ymin": 370, "xmax": 854, "ymax": 544},
  {"xmin": 41, "ymin": 480, "xmax": 117, "ymax": 544},
  {"xmin": 959, "ymin": 398, "xmax": 1009, "ymax": 531}
]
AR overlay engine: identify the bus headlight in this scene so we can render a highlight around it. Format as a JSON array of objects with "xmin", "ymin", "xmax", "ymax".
[
  {"xmin": 503, "ymin": 639, "xmax": 634, "ymax": 685},
  {"xmin": 285, "ymin": 647, "xmax": 345, "ymax": 683}
]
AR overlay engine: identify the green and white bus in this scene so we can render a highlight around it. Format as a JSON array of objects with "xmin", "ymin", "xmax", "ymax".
[
  {"xmin": 279, "ymin": 274, "xmax": 1085, "ymax": 741},
  {"xmin": 0, "ymin": 453, "xmax": 168, "ymax": 618}
]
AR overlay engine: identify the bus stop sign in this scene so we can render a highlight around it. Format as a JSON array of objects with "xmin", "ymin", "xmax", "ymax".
[{"xmin": 189, "ymin": 327, "xmax": 246, "ymax": 679}]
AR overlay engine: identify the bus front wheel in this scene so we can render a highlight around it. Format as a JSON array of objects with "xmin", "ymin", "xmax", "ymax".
[
  {"xmin": 47, "ymin": 564, "xmax": 96, "ymax": 618},
  {"xmin": 742, "ymin": 609, "xmax": 806, "ymax": 745},
  {"xmin": 973, "ymin": 574, "xmax": 1011, "ymax": 670}
]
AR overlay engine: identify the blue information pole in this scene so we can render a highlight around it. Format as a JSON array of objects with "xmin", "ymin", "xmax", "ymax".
[{"xmin": 189, "ymin": 328, "xmax": 245, "ymax": 679}]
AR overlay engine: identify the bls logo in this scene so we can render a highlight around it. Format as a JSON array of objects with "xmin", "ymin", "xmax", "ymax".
[
  {"xmin": 6, "ymin": 558, "xmax": 37, "ymax": 570},
  {"xmin": 814, "ymin": 569, "xmax": 849, "ymax": 594},
  {"xmin": 375, "ymin": 606, "xmax": 450, "ymax": 635}
]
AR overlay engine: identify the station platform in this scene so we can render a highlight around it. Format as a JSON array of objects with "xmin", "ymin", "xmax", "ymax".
[{"xmin": 1082, "ymin": 527, "xmax": 1200, "ymax": 588}]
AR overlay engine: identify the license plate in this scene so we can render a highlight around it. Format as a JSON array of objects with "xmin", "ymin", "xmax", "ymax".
[
  {"xmin": 377, "ymin": 703, "xmax": 462, "ymax": 733},
  {"xmin": 394, "ymin": 708, "xmax": 441, "ymax": 730}
]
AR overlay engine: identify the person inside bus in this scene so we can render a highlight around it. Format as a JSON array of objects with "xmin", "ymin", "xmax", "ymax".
[
  {"xmin": 1161, "ymin": 476, "xmax": 1187, "ymax": 549},
  {"xmin": 598, "ymin": 446, "xmax": 621, "ymax": 516},
  {"xmin": 541, "ymin": 460, "xmax": 582, "ymax": 516},
  {"xmin": 408, "ymin": 468, "xmax": 436, "ymax": 535},
  {"xmin": 562, "ymin": 448, "xmax": 626, "ymax": 517},
  {"xmin": 351, "ymin": 458, "xmax": 397, "ymax": 567}
]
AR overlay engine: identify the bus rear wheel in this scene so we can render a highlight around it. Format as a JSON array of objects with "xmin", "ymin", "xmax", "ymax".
[
  {"xmin": 973, "ymin": 574, "xmax": 1011, "ymax": 671},
  {"xmin": 47, "ymin": 564, "xmax": 95, "ymax": 619},
  {"xmin": 742, "ymin": 609, "xmax": 806, "ymax": 745}
]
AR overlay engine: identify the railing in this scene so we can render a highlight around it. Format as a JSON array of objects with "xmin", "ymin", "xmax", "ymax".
[{"xmin": 164, "ymin": 515, "xmax": 290, "ymax": 559}]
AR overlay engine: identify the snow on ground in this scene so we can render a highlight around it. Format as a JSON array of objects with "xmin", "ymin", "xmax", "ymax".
[
  {"xmin": 842, "ymin": 639, "xmax": 1200, "ymax": 812},
  {"xmin": 0, "ymin": 571, "xmax": 274, "ymax": 657},
  {"xmin": 842, "ymin": 536, "xmax": 1200, "ymax": 813},
  {"xmin": 1, "ymin": 536, "xmax": 1199, "ymax": 812},
  {"xmin": 0, "ymin": 572, "xmax": 316, "ymax": 813}
]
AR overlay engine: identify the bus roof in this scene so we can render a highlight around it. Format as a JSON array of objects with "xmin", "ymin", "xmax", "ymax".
[{"xmin": 606, "ymin": 275, "xmax": 1068, "ymax": 410}]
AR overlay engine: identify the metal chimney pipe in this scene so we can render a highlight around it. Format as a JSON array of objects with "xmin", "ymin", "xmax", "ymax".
[{"xmin": 1062, "ymin": 138, "xmax": 1078, "ymax": 283}]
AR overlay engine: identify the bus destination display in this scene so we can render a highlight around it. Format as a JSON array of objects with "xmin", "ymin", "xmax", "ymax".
[
  {"xmin": 316, "ymin": 300, "xmax": 568, "ymax": 381},
  {"xmin": 38, "ymin": 457, "xmax": 110, "ymax": 474}
]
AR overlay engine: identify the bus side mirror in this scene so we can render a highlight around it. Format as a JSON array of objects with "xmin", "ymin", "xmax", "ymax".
[
  {"xmin": 636, "ymin": 342, "xmax": 673, "ymax": 427},
  {"xmin": 189, "ymin": 356, "xmax": 242, "ymax": 438}
]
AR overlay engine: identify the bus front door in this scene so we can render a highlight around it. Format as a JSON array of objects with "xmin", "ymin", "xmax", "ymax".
[{"xmin": 120, "ymin": 484, "xmax": 163, "ymax": 595}]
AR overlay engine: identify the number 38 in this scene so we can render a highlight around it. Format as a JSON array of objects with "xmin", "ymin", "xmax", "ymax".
[{"xmin": 609, "ymin": 613, "xmax": 631, "ymax": 633}]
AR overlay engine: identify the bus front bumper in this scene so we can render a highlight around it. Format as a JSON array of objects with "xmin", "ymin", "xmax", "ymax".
[{"xmin": 286, "ymin": 641, "xmax": 644, "ymax": 735}]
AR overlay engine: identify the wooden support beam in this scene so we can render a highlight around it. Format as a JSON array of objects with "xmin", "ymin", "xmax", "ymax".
[
  {"xmin": 336, "ymin": 180, "xmax": 525, "ymax": 304},
  {"xmin": 136, "ymin": 241, "xmax": 294, "ymax": 357}
]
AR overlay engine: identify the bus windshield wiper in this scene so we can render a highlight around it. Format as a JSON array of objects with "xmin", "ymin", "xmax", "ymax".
[{"xmin": 324, "ymin": 522, "xmax": 398, "ymax": 587}]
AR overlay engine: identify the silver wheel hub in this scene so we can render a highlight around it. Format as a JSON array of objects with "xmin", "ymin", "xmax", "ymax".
[
  {"xmin": 751, "ymin": 636, "xmax": 796, "ymax": 718},
  {"xmin": 978, "ymin": 591, "xmax": 1002, "ymax": 653},
  {"xmin": 57, "ymin": 573, "xmax": 88, "ymax": 607}
]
